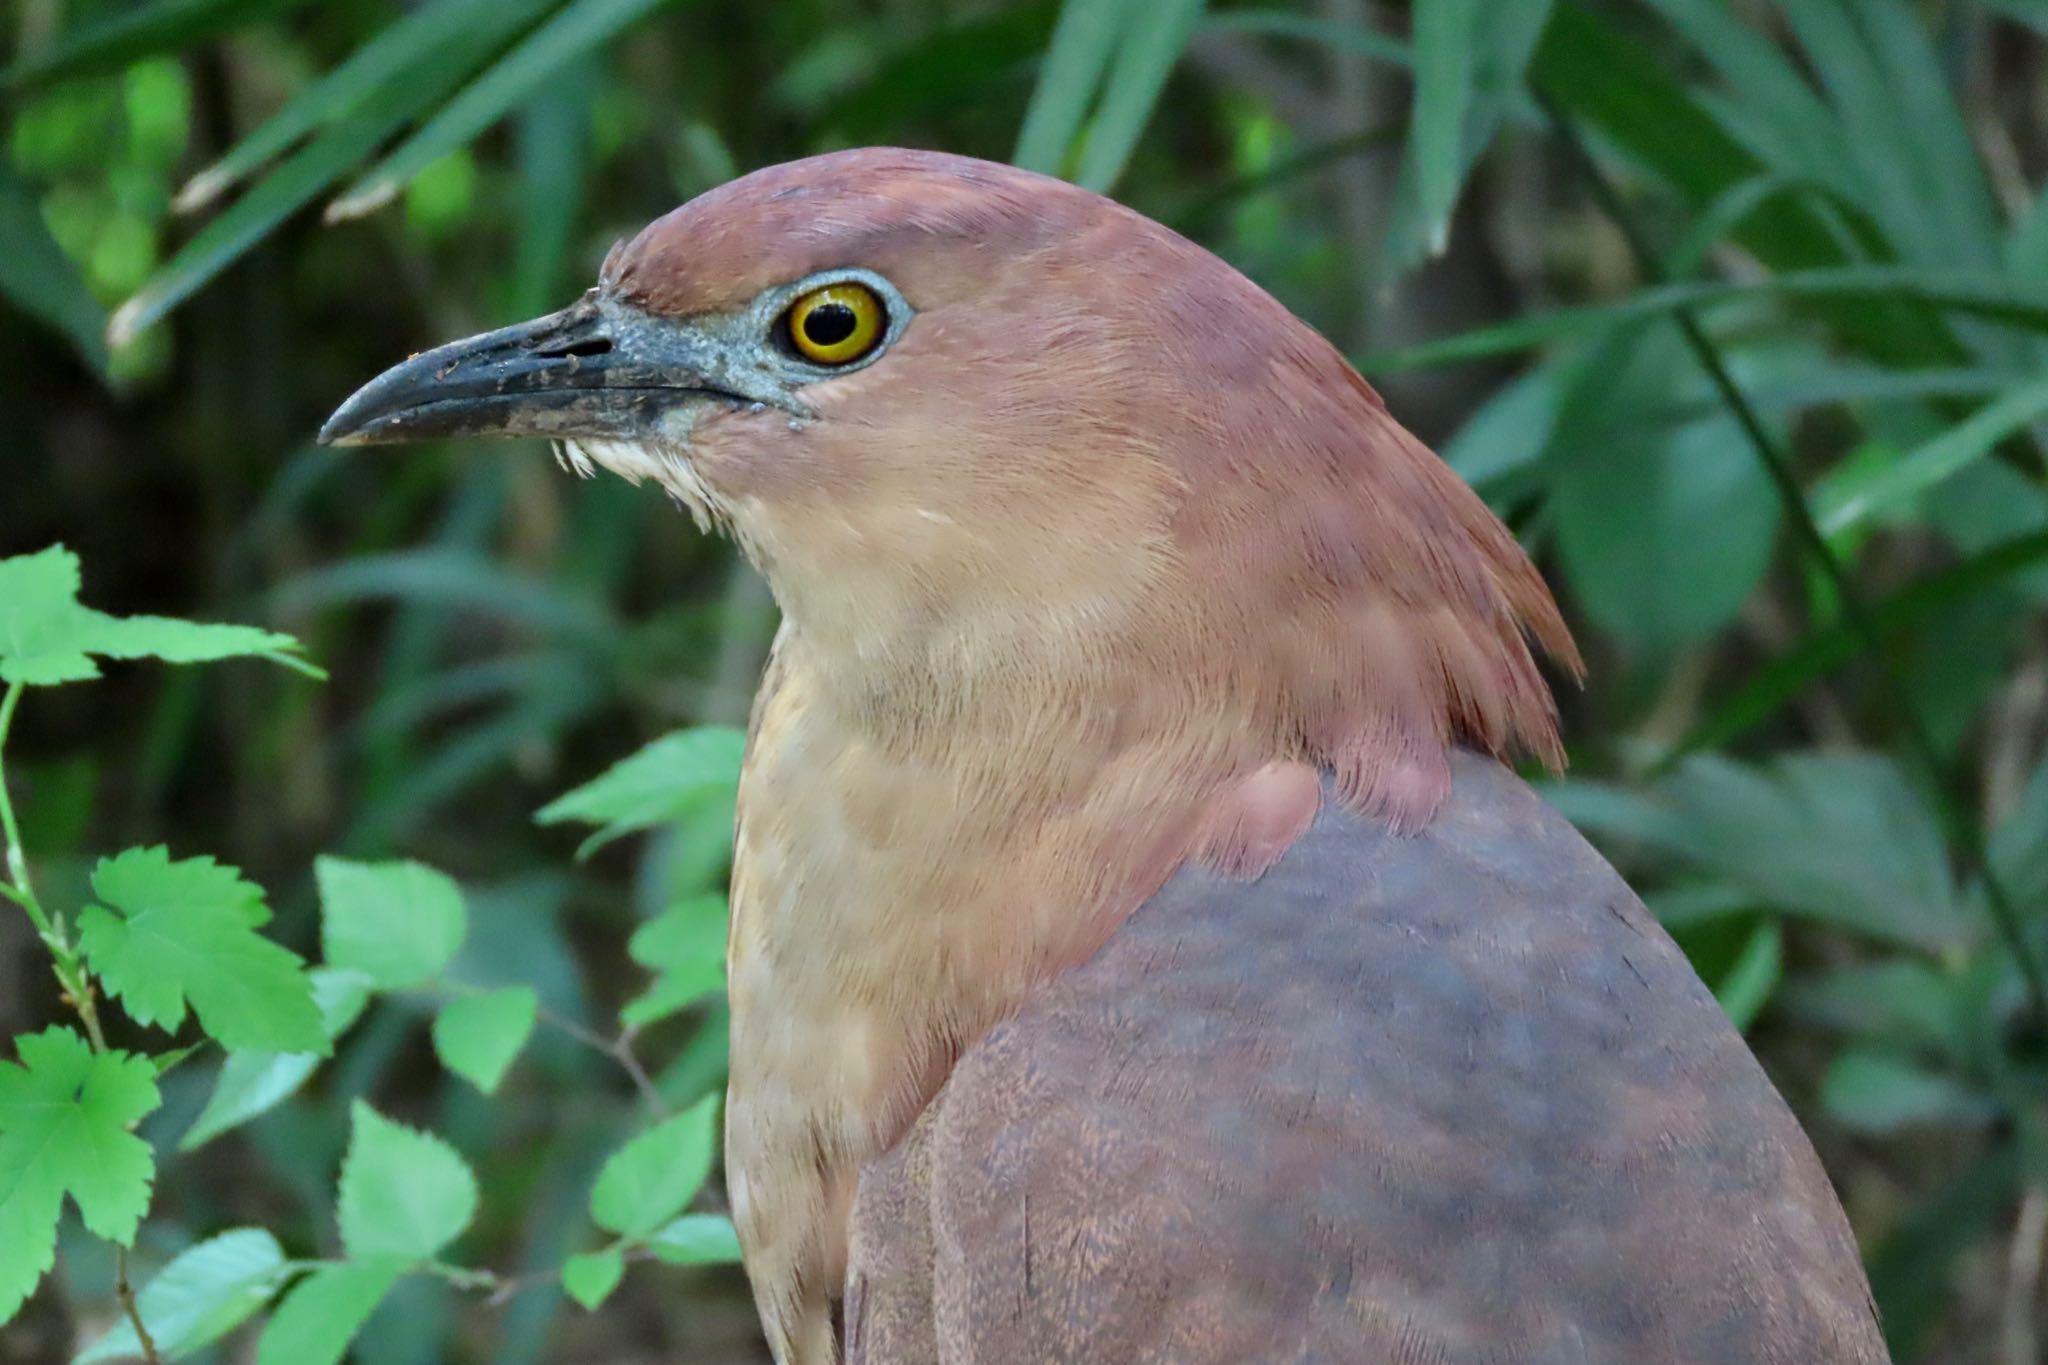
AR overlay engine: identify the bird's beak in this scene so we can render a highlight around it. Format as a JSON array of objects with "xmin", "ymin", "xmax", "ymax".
[{"xmin": 318, "ymin": 292, "xmax": 738, "ymax": 447}]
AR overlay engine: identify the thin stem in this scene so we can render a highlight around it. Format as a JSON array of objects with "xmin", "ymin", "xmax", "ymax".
[
  {"xmin": 0, "ymin": 682, "xmax": 53, "ymax": 939},
  {"xmin": 114, "ymin": 1247, "xmax": 163, "ymax": 1365},
  {"xmin": 533, "ymin": 1003, "xmax": 668, "ymax": 1116},
  {"xmin": 1538, "ymin": 90, "xmax": 2048, "ymax": 1028}
]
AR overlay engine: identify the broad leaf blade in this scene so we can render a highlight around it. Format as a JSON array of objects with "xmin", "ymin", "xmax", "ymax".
[
  {"xmin": 337, "ymin": 1104, "xmax": 478, "ymax": 1263},
  {"xmin": 76, "ymin": 1228, "xmax": 287, "ymax": 1362},
  {"xmin": 589, "ymin": 1094, "xmax": 718, "ymax": 1239},
  {"xmin": 254, "ymin": 1262, "xmax": 402, "ymax": 1365},
  {"xmin": 432, "ymin": 988, "xmax": 538, "ymax": 1094},
  {"xmin": 317, "ymin": 857, "xmax": 467, "ymax": 989}
]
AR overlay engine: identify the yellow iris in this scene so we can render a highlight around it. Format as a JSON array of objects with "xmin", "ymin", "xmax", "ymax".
[{"xmin": 786, "ymin": 283, "xmax": 885, "ymax": 365}]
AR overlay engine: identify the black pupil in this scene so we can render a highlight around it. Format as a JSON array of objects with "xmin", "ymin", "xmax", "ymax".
[{"xmin": 802, "ymin": 301, "xmax": 860, "ymax": 349}]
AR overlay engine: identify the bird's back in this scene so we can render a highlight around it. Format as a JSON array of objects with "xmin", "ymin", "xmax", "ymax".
[{"xmin": 846, "ymin": 751, "xmax": 1888, "ymax": 1364}]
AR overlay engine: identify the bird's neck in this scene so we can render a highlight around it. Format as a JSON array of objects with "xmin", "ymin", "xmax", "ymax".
[{"xmin": 723, "ymin": 620, "xmax": 1321, "ymax": 1361}]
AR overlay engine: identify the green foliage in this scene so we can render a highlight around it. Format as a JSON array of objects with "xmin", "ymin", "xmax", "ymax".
[
  {"xmin": 0, "ymin": 1030, "xmax": 160, "ymax": 1321},
  {"xmin": 590, "ymin": 1095, "xmax": 719, "ymax": 1241},
  {"xmin": 79, "ymin": 848, "xmax": 327, "ymax": 1052},
  {"xmin": 0, "ymin": 546, "xmax": 314, "ymax": 686},
  {"xmin": 432, "ymin": 987, "xmax": 537, "ymax": 1094},
  {"xmin": 337, "ymin": 1103, "xmax": 479, "ymax": 1263},
  {"xmin": 77, "ymin": 1229, "xmax": 289, "ymax": 1362},
  {"xmin": 7, "ymin": 0, "xmax": 2048, "ymax": 1358}
]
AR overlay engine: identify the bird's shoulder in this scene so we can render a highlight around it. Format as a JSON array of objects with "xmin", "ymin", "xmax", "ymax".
[{"xmin": 846, "ymin": 753, "xmax": 1889, "ymax": 1365}]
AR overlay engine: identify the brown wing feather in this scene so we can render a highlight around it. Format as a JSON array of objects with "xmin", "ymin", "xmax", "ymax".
[{"xmin": 847, "ymin": 754, "xmax": 1887, "ymax": 1364}]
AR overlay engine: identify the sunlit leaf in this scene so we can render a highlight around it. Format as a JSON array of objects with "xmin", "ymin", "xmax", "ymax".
[
  {"xmin": 337, "ymin": 1103, "xmax": 478, "ymax": 1263},
  {"xmin": 432, "ymin": 988, "xmax": 537, "ymax": 1095},
  {"xmin": 646, "ymin": 1212, "xmax": 741, "ymax": 1265},
  {"xmin": 317, "ymin": 857, "xmax": 467, "ymax": 989},
  {"xmin": 0, "ymin": 546, "xmax": 315, "ymax": 686},
  {"xmin": 590, "ymin": 1094, "xmax": 718, "ymax": 1239},
  {"xmin": 254, "ymin": 1261, "xmax": 402, "ymax": 1365},
  {"xmin": 536, "ymin": 727, "xmax": 743, "ymax": 858},
  {"xmin": 0, "ymin": 1030, "xmax": 159, "ymax": 1324},
  {"xmin": 561, "ymin": 1250, "xmax": 624, "ymax": 1309},
  {"xmin": 621, "ymin": 895, "xmax": 727, "ymax": 1029},
  {"xmin": 79, "ymin": 848, "xmax": 326, "ymax": 1052}
]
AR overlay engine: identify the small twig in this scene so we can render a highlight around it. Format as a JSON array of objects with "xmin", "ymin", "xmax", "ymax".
[
  {"xmin": 532, "ymin": 1003, "xmax": 668, "ymax": 1116},
  {"xmin": 1538, "ymin": 89, "xmax": 2048, "ymax": 1032},
  {"xmin": 113, "ymin": 1247, "xmax": 162, "ymax": 1365}
]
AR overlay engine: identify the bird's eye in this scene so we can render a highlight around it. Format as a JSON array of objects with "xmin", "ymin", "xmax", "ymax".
[{"xmin": 785, "ymin": 283, "xmax": 885, "ymax": 366}]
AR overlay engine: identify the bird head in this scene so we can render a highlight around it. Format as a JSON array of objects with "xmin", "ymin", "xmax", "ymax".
[{"xmin": 324, "ymin": 147, "xmax": 1578, "ymax": 828}]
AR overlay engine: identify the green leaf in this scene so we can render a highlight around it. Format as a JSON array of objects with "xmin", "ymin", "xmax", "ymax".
[
  {"xmin": 432, "ymin": 988, "xmax": 537, "ymax": 1095},
  {"xmin": 0, "ymin": 160, "xmax": 105, "ymax": 374},
  {"xmin": 1198, "ymin": 11, "xmax": 1408, "ymax": 67},
  {"xmin": 561, "ymin": 1250, "xmax": 624, "ymax": 1310},
  {"xmin": 1559, "ymin": 752, "xmax": 1972, "ymax": 953},
  {"xmin": 0, "ymin": 546, "xmax": 315, "ymax": 687},
  {"xmin": 174, "ymin": 0, "xmax": 545, "ymax": 212},
  {"xmin": 590, "ymin": 1094, "xmax": 719, "ymax": 1240},
  {"xmin": 3, "ymin": 0, "xmax": 317, "ymax": 91},
  {"xmin": 1358, "ymin": 267, "xmax": 2048, "ymax": 376},
  {"xmin": 647, "ymin": 1212, "xmax": 742, "ymax": 1266},
  {"xmin": 621, "ymin": 895, "xmax": 727, "ymax": 1029},
  {"xmin": 1013, "ymin": 0, "xmax": 1136, "ymax": 174},
  {"xmin": 317, "ymin": 857, "xmax": 467, "ymax": 989},
  {"xmin": 0, "ymin": 1030, "xmax": 160, "ymax": 1323},
  {"xmin": 536, "ymin": 727, "xmax": 744, "ymax": 858},
  {"xmin": 76, "ymin": 1228, "xmax": 288, "ymax": 1362},
  {"xmin": 327, "ymin": 0, "xmax": 683, "ymax": 220},
  {"xmin": 1670, "ymin": 527, "xmax": 2048, "ymax": 760},
  {"xmin": 337, "ymin": 1103, "xmax": 478, "ymax": 1264},
  {"xmin": 1543, "ymin": 329, "xmax": 1782, "ymax": 652},
  {"xmin": 1820, "ymin": 1049, "xmax": 1997, "ymax": 1136},
  {"xmin": 1711, "ymin": 918, "xmax": 1780, "ymax": 1033},
  {"xmin": 78, "ymin": 848, "xmax": 326, "ymax": 1052},
  {"xmin": 253, "ymin": 1261, "xmax": 403, "ymax": 1365},
  {"xmin": 1073, "ymin": 0, "xmax": 1206, "ymax": 194},
  {"xmin": 109, "ymin": 0, "xmax": 543, "ymax": 346},
  {"xmin": 1407, "ymin": 0, "xmax": 1477, "ymax": 257},
  {"xmin": 1815, "ymin": 376, "xmax": 2048, "ymax": 534},
  {"xmin": 180, "ymin": 968, "xmax": 373, "ymax": 1151}
]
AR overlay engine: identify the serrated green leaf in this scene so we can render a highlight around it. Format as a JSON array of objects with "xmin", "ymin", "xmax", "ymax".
[
  {"xmin": 0, "ymin": 1030, "xmax": 160, "ymax": 1323},
  {"xmin": 0, "ymin": 160, "xmax": 105, "ymax": 374},
  {"xmin": 253, "ymin": 1261, "xmax": 402, "ymax": 1365},
  {"xmin": 536, "ymin": 727, "xmax": 743, "ymax": 858},
  {"xmin": 621, "ymin": 896, "xmax": 727, "ymax": 1029},
  {"xmin": 0, "ymin": 546, "xmax": 316, "ymax": 687},
  {"xmin": 432, "ymin": 988, "xmax": 537, "ymax": 1095},
  {"xmin": 327, "ymin": 0, "xmax": 682, "ymax": 219},
  {"xmin": 561, "ymin": 1249, "xmax": 624, "ymax": 1310},
  {"xmin": 179, "ymin": 968, "xmax": 373, "ymax": 1151},
  {"xmin": 317, "ymin": 857, "xmax": 467, "ymax": 989},
  {"xmin": 590, "ymin": 1094, "xmax": 719, "ymax": 1240},
  {"xmin": 337, "ymin": 1103, "xmax": 478, "ymax": 1264},
  {"xmin": 76, "ymin": 1228, "xmax": 287, "ymax": 1363},
  {"xmin": 79, "ymin": 848, "xmax": 325, "ymax": 1052},
  {"xmin": 647, "ymin": 1212, "xmax": 742, "ymax": 1266}
]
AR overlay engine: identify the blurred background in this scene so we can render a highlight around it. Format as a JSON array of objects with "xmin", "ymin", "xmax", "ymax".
[{"xmin": 7, "ymin": 0, "xmax": 2048, "ymax": 1360}]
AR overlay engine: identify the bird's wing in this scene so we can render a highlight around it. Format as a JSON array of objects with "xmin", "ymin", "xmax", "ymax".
[{"xmin": 845, "ymin": 753, "xmax": 1888, "ymax": 1365}]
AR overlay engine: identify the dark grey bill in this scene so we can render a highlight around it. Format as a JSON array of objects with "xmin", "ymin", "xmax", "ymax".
[{"xmin": 318, "ymin": 292, "xmax": 740, "ymax": 448}]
